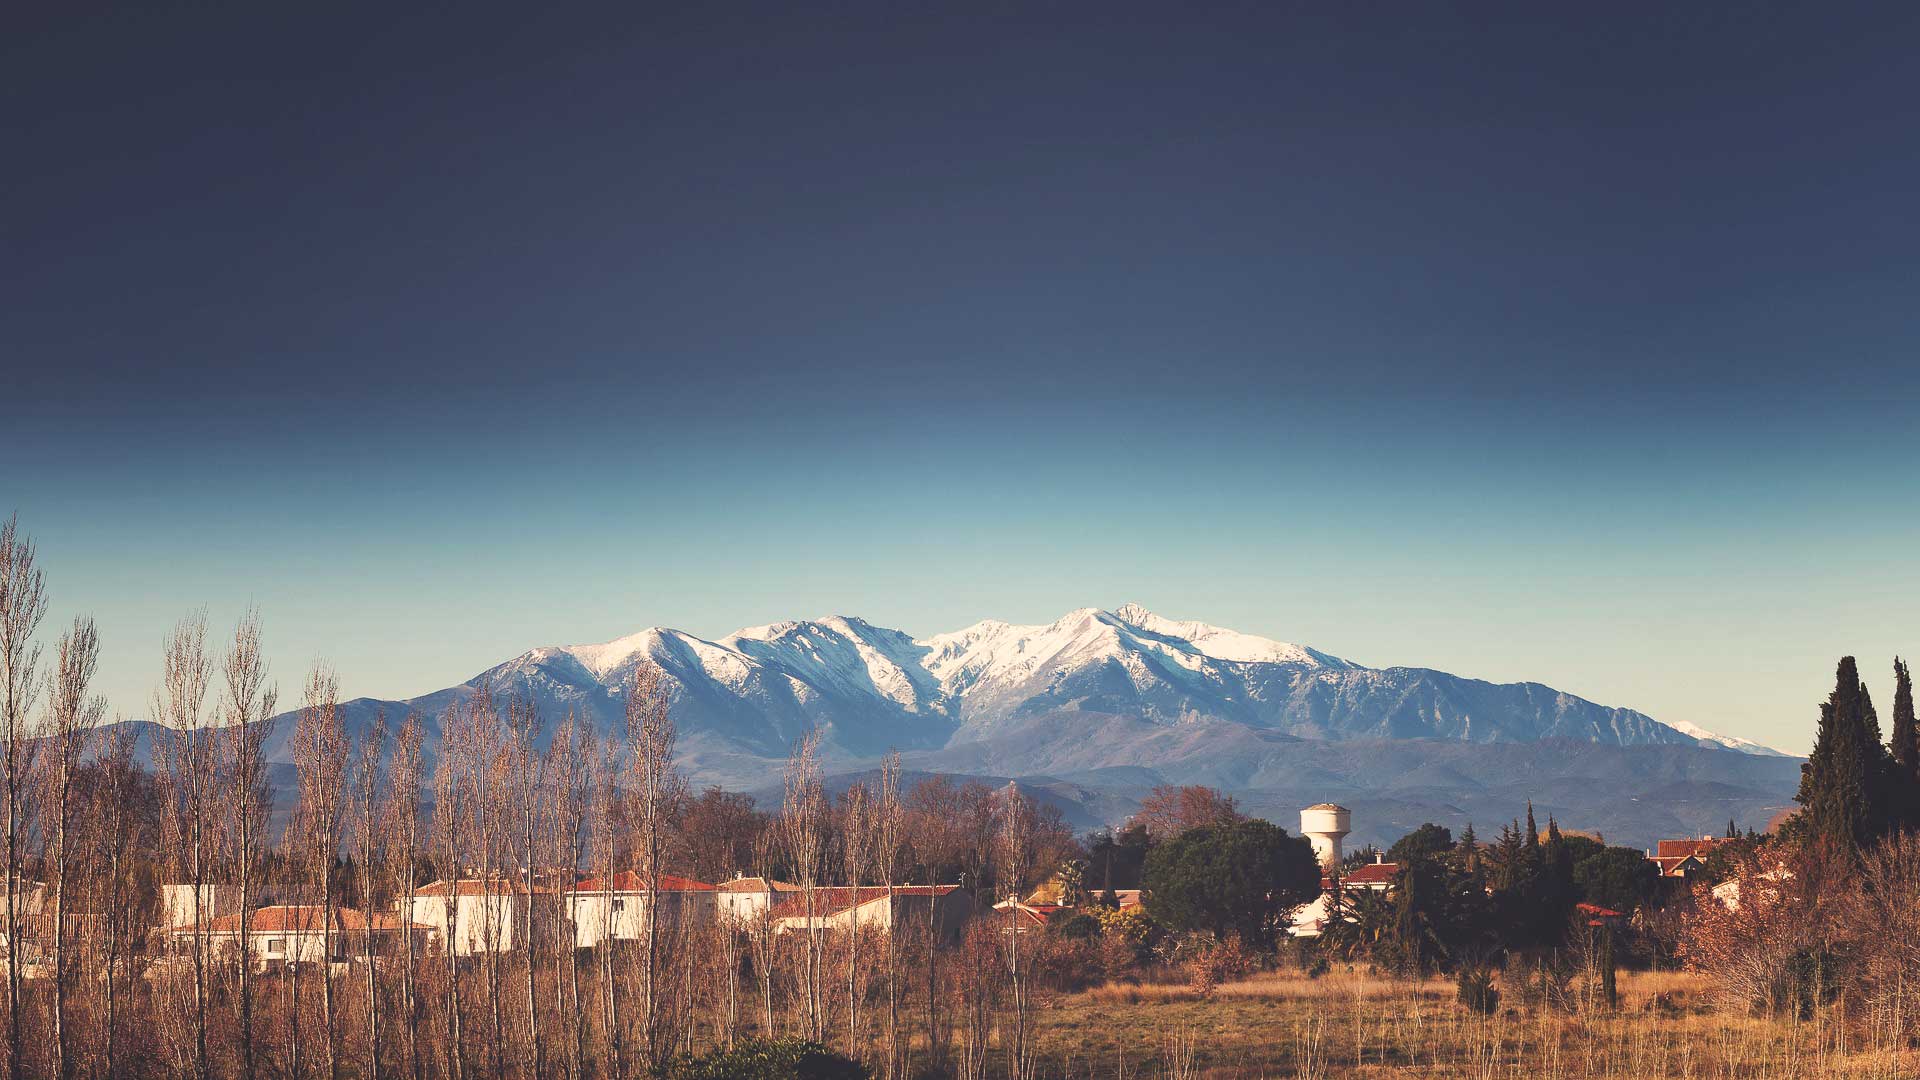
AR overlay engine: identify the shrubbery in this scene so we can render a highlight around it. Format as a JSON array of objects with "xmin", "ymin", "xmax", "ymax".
[{"xmin": 661, "ymin": 1038, "xmax": 868, "ymax": 1080}]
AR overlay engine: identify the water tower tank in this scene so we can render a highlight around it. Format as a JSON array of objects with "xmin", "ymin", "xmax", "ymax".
[{"xmin": 1300, "ymin": 803, "xmax": 1351, "ymax": 870}]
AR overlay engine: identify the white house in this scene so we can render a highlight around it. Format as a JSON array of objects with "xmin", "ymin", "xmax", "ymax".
[
  {"xmin": 771, "ymin": 885, "xmax": 972, "ymax": 943},
  {"xmin": 160, "ymin": 883, "xmax": 236, "ymax": 928},
  {"xmin": 714, "ymin": 876, "xmax": 802, "ymax": 923},
  {"xmin": 169, "ymin": 905, "xmax": 433, "ymax": 971},
  {"xmin": 408, "ymin": 878, "xmax": 546, "ymax": 957},
  {"xmin": 1288, "ymin": 804, "xmax": 1400, "ymax": 938},
  {"xmin": 566, "ymin": 871, "xmax": 717, "ymax": 948}
]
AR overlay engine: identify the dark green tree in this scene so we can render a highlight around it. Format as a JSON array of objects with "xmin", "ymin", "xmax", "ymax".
[
  {"xmin": 1894, "ymin": 658, "xmax": 1918, "ymax": 781},
  {"xmin": 1792, "ymin": 656, "xmax": 1893, "ymax": 853},
  {"xmin": 1142, "ymin": 819, "xmax": 1321, "ymax": 946},
  {"xmin": 1387, "ymin": 823, "xmax": 1454, "ymax": 866},
  {"xmin": 1891, "ymin": 658, "xmax": 1920, "ymax": 828},
  {"xmin": 1572, "ymin": 845, "xmax": 1662, "ymax": 913}
]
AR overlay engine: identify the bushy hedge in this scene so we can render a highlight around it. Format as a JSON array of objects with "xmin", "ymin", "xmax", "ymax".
[{"xmin": 661, "ymin": 1038, "xmax": 868, "ymax": 1080}]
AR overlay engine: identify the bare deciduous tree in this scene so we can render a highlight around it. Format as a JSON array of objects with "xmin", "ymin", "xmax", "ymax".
[
  {"xmin": 220, "ymin": 610, "xmax": 277, "ymax": 1080},
  {"xmin": 842, "ymin": 781, "xmax": 872, "ymax": 1057},
  {"xmin": 506, "ymin": 693, "xmax": 544, "ymax": 1080},
  {"xmin": 627, "ymin": 662, "xmax": 683, "ymax": 1071},
  {"xmin": 154, "ymin": 613, "xmax": 215, "ymax": 1080},
  {"xmin": 293, "ymin": 665, "xmax": 349, "ymax": 1080},
  {"xmin": 385, "ymin": 712, "xmax": 425, "ymax": 1080},
  {"xmin": 781, "ymin": 728, "xmax": 827, "ymax": 1043},
  {"xmin": 0, "ymin": 516, "xmax": 46, "ymax": 1080},
  {"xmin": 45, "ymin": 616, "xmax": 103, "ymax": 1080},
  {"xmin": 354, "ymin": 714, "xmax": 388, "ymax": 1080},
  {"xmin": 875, "ymin": 751, "xmax": 903, "ymax": 1080},
  {"xmin": 94, "ymin": 722, "xmax": 144, "ymax": 1079},
  {"xmin": 547, "ymin": 711, "xmax": 593, "ymax": 1080}
]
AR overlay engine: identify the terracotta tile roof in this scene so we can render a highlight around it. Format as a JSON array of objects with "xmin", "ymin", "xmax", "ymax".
[
  {"xmin": 1651, "ymin": 854, "xmax": 1707, "ymax": 878},
  {"xmin": 716, "ymin": 877, "xmax": 801, "ymax": 893},
  {"xmin": 1577, "ymin": 901, "xmax": 1626, "ymax": 926},
  {"xmin": 991, "ymin": 901, "xmax": 1063, "ymax": 928},
  {"xmin": 412, "ymin": 877, "xmax": 568, "ymax": 897},
  {"xmin": 176, "ymin": 905, "xmax": 431, "ymax": 935},
  {"xmin": 1337, "ymin": 862, "xmax": 1399, "ymax": 887},
  {"xmin": 569, "ymin": 871, "xmax": 715, "ymax": 894},
  {"xmin": 769, "ymin": 885, "xmax": 960, "ymax": 920},
  {"xmin": 1655, "ymin": 838, "xmax": 1726, "ymax": 860}
]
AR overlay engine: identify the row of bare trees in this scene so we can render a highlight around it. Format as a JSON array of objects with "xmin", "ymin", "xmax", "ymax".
[{"xmin": 0, "ymin": 514, "xmax": 1076, "ymax": 1080}]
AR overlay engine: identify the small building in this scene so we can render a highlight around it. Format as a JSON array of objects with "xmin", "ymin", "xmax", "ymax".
[
  {"xmin": 1649, "ymin": 836, "xmax": 1730, "ymax": 879},
  {"xmin": 408, "ymin": 878, "xmax": 550, "ymax": 957},
  {"xmin": 1289, "ymin": 802, "xmax": 1399, "ymax": 938},
  {"xmin": 566, "ymin": 872, "xmax": 717, "ymax": 948},
  {"xmin": 160, "ymin": 883, "xmax": 235, "ymax": 929},
  {"xmin": 169, "ymin": 905, "xmax": 433, "ymax": 970},
  {"xmin": 991, "ymin": 898, "xmax": 1065, "ymax": 934},
  {"xmin": 770, "ymin": 886, "xmax": 972, "ymax": 942},
  {"xmin": 1289, "ymin": 855, "xmax": 1400, "ymax": 938},
  {"xmin": 714, "ymin": 876, "xmax": 803, "ymax": 923}
]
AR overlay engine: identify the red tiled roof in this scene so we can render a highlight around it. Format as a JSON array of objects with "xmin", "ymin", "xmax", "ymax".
[
  {"xmin": 570, "ymin": 871, "xmax": 716, "ymax": 894},
  {"xmin": 717, "ymin": 877, "xmax": 802, "ymax": 893},
  {"xmin": 769, "ymin": 885, "xmax": 960, "ymax": 920},
  {"xmin": 412, "ymin": 877, "xmax": 556, "ymax": 897},
  {"xmin": 1651, "ymin": 854, "xmax": 1706, "ymax": 878},
  {"xmin": 1577, "ymin": 901, "xmax": 1625, "ymax": 925},
  {"xmin": 1337, "ymin": 862, "xmax": 1399, "ymax": 887},
  {"xmin": 176, "ymin": 906, "xmax": 431, "ymax": 935},
  {"xmin": 1655, "ymin": 838, "xmax": 1725, "ymax": 860}
]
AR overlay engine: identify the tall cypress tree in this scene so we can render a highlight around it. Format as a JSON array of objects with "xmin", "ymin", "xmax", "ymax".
[
  {"xmin": 1794, "ymin": 656, "xmax": 1893, "ymax": 853},
  {"xmin": 1524, "ymin": 803, "xmax": 1539, "ymax": 849},
  {"xmin": 1889, "ymin": 658, "xmax": 1919, "ymax": 829},
  {"xmin": 1892, "ymin": 659, "xmax": 1918, "ymax": 780}
]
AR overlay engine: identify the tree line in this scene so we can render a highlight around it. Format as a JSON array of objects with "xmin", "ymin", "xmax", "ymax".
[{"xmin": 0, "ymin": 514, "xmax": 1105, "ymax": 1080}]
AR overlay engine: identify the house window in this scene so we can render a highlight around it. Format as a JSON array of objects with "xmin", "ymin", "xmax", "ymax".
[{"xmin": 265, "ymin": 938, "xmax": 283, "ymax": 954}]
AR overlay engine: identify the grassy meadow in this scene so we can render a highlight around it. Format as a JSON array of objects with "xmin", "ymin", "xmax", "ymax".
[{"xmin": 1016, "ymin": 967, "xmax": 1914, "ymax": 1079}]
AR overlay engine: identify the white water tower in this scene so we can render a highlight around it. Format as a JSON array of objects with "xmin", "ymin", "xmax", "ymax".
[{"xmin": 1300, "ymin": 803, "xmax": 1351, "ymax": 871}]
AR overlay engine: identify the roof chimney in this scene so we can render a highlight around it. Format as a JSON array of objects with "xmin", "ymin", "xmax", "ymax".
[{"xmin": 1375, "ymin": 851, "xmax": 1384, "ymax": 864}]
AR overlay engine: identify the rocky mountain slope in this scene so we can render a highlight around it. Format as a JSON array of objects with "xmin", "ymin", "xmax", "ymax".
[{"xmin": 226, "ymin": 604, "xmax": 1791, "ymax": 847}]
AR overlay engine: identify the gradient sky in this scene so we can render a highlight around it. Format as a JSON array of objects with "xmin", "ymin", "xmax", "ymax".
[{"xmin": 7, "ymin": 4, "xmax": 1919, "ymax": 752}]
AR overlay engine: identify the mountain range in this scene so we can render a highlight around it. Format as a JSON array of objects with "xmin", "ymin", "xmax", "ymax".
[{"xmin": 236, "ymin": 604, "xmax": 1794, "ymax": 849}]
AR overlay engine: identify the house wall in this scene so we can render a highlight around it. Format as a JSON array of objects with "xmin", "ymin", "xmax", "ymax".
[
  {"xmin": 570, "ymin": 891, "xmax": 716, "ymax": 948},
  {"xmin": 160, "ymin": 884, "xmax": 234, "ymax": 928},
  {"xmin": 410, "ymin": 893, "xmax": 524, "ymax": 956}
]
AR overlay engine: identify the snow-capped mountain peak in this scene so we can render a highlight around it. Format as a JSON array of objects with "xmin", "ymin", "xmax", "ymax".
[{"xmin": 461, "ymin": 605, "xmax": 1779, "ymax": 759}]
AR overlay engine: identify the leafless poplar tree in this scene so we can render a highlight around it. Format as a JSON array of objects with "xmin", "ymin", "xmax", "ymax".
[
  {"xmin": 293, "ymin": 665, "xmax": 349, "ymax": 1080},
  {"xmin": 385, "ymin": 712, "xmax": 424, "ymax": 1080},
  {"xmin": 506, "ymin": 693, "xmax": 545, "ymax": 1080},
  {"xmin": 0, "ymin": 516, "xmax": 45, "ymax": 1080},
  {"xmin": 747, "ymin": 832, "xmax": 778, "ymax": 1040},
  {"xmin": 454, "ymin": 685, "xmax": 507, "ymax": 1080},
  {"xmin": 353, "ymin": 714, "xmax": 388, "ymax": 1080},
  {"xmin": 547, "ymin": 711, "xmax": 593, "ymax": 1080},
  {"xmin": 627, "ymin": 663, "xmax": 683, "ymax": 1071},
  {"xmin": 841, "ymin": 782, "xmax": 872, "ymax": 1057},
  {"xmin": 999, "ymin": 784, "xmax": 1038, "ymax": 1080},
  {"xmin": 45, "ymin": 616, "xmax": 103, "ymax": 1080},
  {"xmin": 94, "ymin": 722, "xmax": 143, "ymax": 1080},
  {"xmin": 875, "ymin": 752, "xmax": 903, "ymax": 1080},
  {"xmin": 429, "ymin": 704, "xmax": 468, "ymax": 1080},
  {"xmin": 220, "ymin": 610, "xmax": 276, "ymax": 1080},
  {"xmin": 587, "ymin": 731, "xmax": 623, "ymax": 1080},
  {"xmin": 154, "ymin": 613, "xmax": 215, "ymax": 1080},
  {"xmin": 780, "ymin": 728, "xmax": 827, "ymax": 1043}
]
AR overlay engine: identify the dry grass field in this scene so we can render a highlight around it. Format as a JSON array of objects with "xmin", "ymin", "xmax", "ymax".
[{"xmin": 1020, "ymin": 967, "xmax": 1917, "ymax": 1079}]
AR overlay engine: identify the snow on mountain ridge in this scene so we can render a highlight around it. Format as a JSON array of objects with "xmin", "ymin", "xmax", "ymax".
[{"xmin": 511, "ymin": 606, "xmax": 1777, "ymax": 756}]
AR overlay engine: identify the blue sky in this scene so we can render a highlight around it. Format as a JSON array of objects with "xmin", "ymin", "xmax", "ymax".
[{"xmin": 6, "ymin": 4, "xmax": 1919, "ymax": 750}]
